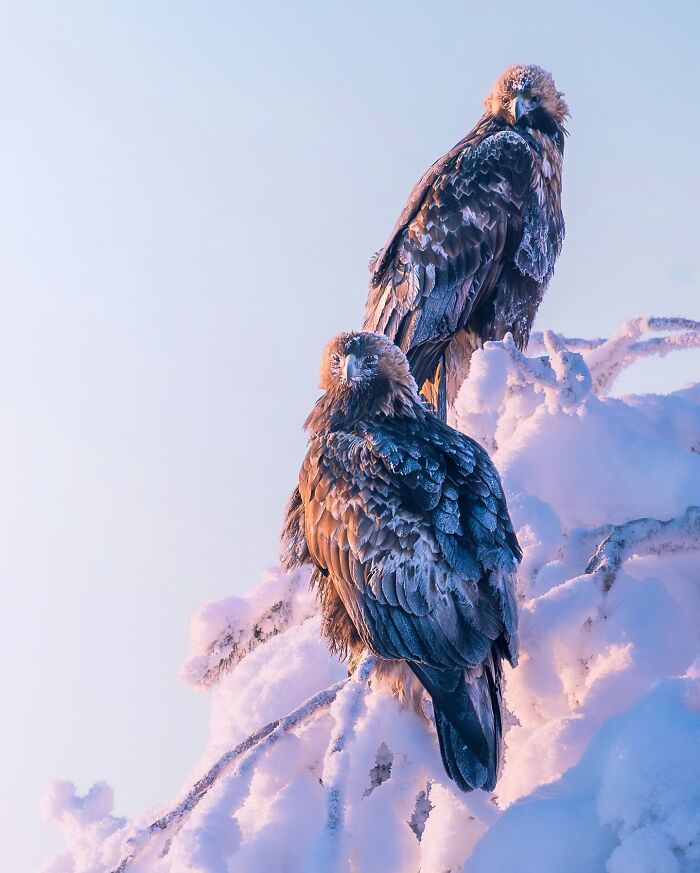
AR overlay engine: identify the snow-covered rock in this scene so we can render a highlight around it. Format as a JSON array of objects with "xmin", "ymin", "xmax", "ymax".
[{"xmin": 40, "ymin": 317, "xmax": 700, "ymax": 873}]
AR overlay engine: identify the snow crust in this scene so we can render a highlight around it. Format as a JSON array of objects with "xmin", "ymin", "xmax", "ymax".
[{"xmin": 39, "ymin": 317, "xmax": 700, "ymax": 873}]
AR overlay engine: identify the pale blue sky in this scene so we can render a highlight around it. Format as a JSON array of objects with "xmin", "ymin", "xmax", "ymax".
[{"xmin": 1, "ymin": 2, "xmax": 698, "ymax": 869}]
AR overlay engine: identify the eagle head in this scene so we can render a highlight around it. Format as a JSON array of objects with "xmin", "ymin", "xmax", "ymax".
[
  {"xmin": 311, "ymin": 332, "xmax": 422, "ymax": 427},
  {"xmin": 485, "ymin": 64, "xmax": 569, "ymax": 134}
]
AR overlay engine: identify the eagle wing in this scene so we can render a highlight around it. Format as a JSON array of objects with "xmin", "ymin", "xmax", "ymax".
[
  {"xmin": 295, "ymin": 419, "xmax": 520, "ymax": 671},
  {"xmin": 368, "ymin": 131, "xmax": 477, "ymax": 280},
  {"xmin": 364, "ymin": 130, "xmax": 535, "ymax": 387}
]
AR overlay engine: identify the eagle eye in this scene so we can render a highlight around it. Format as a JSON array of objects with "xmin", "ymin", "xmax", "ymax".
[
  {"xmin": 501, "ymin": 96, "xmax": 509, "ymax": 106},
  {"xmin": 531, "ymin": 95, "xmax": 541, "ymax": 104},
  {"xmin": 364, "ymin": 354, "xmax": 378, "ymax": 365}
]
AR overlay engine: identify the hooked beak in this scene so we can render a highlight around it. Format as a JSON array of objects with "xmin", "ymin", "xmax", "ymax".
[
  {"xmin": 342, "ymin": 353, "xmax": 359, "ymax": 383},
  {"xmin": 511, "ymin": 96, "xmax": 526, "ymax": 123}
]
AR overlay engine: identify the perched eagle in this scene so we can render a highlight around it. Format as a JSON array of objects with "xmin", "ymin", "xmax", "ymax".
[
  {"xmin": 281, "ymin": 332, "xmax": 521, "ymax": 791},
  {"xmin": 363, "ymin": 64, "xmax": 568, "ymax": 419}
]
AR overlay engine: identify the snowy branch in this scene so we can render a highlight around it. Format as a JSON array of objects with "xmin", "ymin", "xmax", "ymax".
[
  {"xmin": 528, "ymin": 331, "xmax": 606, "ymax": 353},
  {"xmin": 459, "ymin": 316, "xmax": 700, "ymax": 445},
  {"xmin": 110, "ymin": 676, "xmax": 349, "ymax": 873},
  {"xmin": 485, "ymin": 331, "xmax": 591, "ymax": 412},
  {"xmin": 585, "ymin": 505, "xmax": 700, "ymax": 591},
  {"xmin": 179, "ymin": 567, "xmax": 316, "ymax": 690},
  {"xmin": 525, "ymin": 317, "xmax": 700, "ymax": 403},
  {"xmin": 583, "ymin": 316, "xmax": 700, "ymax": 396},
  {"xmin": 305, "ymin": 654, "xmax": 377, "ymax": 873},
  {"xmin": 490, "ymin": 332, "xmax": 557, "ymax": 388}
]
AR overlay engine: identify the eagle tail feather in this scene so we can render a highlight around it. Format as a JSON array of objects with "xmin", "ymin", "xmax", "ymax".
[{"xmin": 411, "ymin": 651, "xmax": 503, "ymax": 792}]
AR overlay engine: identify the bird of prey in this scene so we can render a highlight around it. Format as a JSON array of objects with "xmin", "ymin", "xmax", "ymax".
[
  {"xmin": 363, "ymin": 64, "xmax": 568, "ymax": 419},
  {"xmin": 281, "ymin": 331, "xmax": 521, "ymax": 792}
]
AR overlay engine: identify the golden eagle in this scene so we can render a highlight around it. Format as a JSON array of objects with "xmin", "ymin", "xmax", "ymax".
[
  {"xmin": 281, "ymin": 332, "xmax": 521, "ymax": 791},
  {"xmin": 363, "ymin": 64, "xmax": 568, "ymax": 419}
]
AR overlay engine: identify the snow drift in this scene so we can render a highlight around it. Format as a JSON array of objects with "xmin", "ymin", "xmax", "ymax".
[{"xmin": 40, "ymin": 317, "xmax": 700, "ymax": 873}]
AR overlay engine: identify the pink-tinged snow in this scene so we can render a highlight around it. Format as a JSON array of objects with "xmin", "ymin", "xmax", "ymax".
[{"xmin": 39, "ymin": 317, "xmax": 700, "ymax": 873}]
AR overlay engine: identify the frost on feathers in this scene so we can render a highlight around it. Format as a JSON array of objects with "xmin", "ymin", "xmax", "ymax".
[{"xmin": 39, "ymin": 316, "xmax": 700, "ymax": 873}]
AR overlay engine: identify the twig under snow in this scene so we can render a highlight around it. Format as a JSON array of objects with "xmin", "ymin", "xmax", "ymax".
[
  {"xmin": 179, "ymin": 568, "xmax": 316, "ymax": 690},
  {"xmin": 110, "ymin": 676, "xmax": 350, "ymax": 873},
  {"xmin": 528, "ymin": 331, "xmax": 607, "ymax": 353},
  {"xmin": 304, "ymin": 654, "xmax": 377, "ymax": 873},
  {"xmin": 488, "ymin": 332, "xmax": 591, "ymax": 412},
  {"xmin": 584, "ymin": 317, "xmax": 700, "ymax": 396},
  {"xmin": 585, "ymin": 505, "xmax": 700, "ymax": 591},
  {"xmin": 493, "ymin": 333, "xmax": 557, "ymax": 388}
]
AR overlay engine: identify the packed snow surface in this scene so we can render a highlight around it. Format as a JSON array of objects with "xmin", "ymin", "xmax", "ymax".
[{"xmin": 40, "ymin": 317, "xmax": 700, "ymax": 873}]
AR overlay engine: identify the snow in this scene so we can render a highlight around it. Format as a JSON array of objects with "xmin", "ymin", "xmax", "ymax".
[
  {"xmin": 179, "ymin": 566, "xmax": 316, "ymax": 692},
  {"xmin": 468, "ymin": 676, "xmax": 700, "ymax": 873},
  {"xmin": 39, "ymin": 316, "xmax": 700, "ymax": 873}
]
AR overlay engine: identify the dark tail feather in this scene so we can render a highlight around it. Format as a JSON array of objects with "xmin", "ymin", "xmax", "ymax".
[
  {"xmin": 410, "ymin": 651, "xmax": 503, "ymax": 792},
  {"xmin": 434, "ymin": 709, "xmax": 489, "ymax": 792}
]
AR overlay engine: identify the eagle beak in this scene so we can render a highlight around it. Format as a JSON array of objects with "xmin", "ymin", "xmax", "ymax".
[
  {"xmin": 342, "ymin": 353, "xmax": 359, "ymax": 383},
  {"xmin": 511, "ymin": 96, "xmax": 526, "ymax": 123}
]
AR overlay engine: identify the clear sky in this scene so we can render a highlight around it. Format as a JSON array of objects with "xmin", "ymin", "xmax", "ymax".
[{"xmin": 1, "ymin": 2, "xmax": 698, "ymax": 869}]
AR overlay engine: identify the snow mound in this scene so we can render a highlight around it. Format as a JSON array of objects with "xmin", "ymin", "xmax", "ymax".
[{"xmin": 40, "ymin": 317, "xmax": 700, "ymax": 873}]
